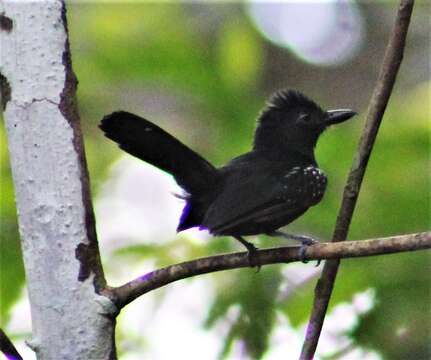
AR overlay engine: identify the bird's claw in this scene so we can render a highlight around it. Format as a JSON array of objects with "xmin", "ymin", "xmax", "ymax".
[
  {"xmin": 298, "ymin": 237, "xmax": 320, "ymax": 266},
  {"xmin": 246, "ymin": 244, "xmax": 261, "ymax": 272},
  {"xmin": 234, "ymin": 236, "xmax": 261, "ymax": 271},
  {"xmin": 266, "ymin": 231, "xmax": 321, "ymax": 266}
]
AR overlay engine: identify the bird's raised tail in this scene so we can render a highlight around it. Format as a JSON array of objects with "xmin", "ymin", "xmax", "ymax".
[{"xmin": 99, "ymin": 111, "xmax": 218, "ymax": 196}]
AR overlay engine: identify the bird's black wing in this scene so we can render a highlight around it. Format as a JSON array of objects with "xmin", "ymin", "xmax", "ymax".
[
  {"xmin": 202, "ymin": 164, "xmax": 327, "ymax": 235},
  {"xmin": 100, "ymin": 111, "xmax": 218, "ymax": 194}
]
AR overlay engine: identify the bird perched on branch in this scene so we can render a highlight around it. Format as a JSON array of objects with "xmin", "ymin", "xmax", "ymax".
[{"xmin": 100, "ymin": 89, "xmax": 356, "ymax": 264}]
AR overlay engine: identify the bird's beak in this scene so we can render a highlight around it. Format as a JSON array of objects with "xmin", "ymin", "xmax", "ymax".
[{"xmin": 325, "ymin": 109, "xmax": 357, "ymax": 125}]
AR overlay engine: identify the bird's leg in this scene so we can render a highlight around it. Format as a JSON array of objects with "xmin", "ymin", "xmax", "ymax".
[
  {"xmin": 234, "ymin": 236, "xmax": 260, "ymax": 270},
  {"xmin": 269, "ymin": 230, "xmax": 318, "ymax": 245},
  {"xmin": 267, "ymin": 230, "xmax": 320, "ymax": 265}
]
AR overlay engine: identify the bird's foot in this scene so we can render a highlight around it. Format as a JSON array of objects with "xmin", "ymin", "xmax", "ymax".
[
  {"xmin": 247, "ymin": 246, "xmax": 261, "ymax": 272},
  {"xmin": 234, "ymin": 236, "xmax": 261, "ymax": 271},
  {"xmin": 298, "ymin": 241, "xmax": 320, "ymax": 266},
  {"xmin": 267, "ymin": 231, "xmax": 320, "ymax": 266},
  {"xmin": 297, "ymin": 237, "xmax": 320, "ymax": 266}
]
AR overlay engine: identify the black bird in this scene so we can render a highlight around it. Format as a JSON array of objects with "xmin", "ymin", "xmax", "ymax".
[{"xmin": 100, "ymin": 89, "xmax": 356, "ymax": 261}]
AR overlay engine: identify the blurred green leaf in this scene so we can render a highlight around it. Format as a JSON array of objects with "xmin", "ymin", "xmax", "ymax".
[
  {"xmin": 217, "ymin": 20, "xmax": 263, "ymax": 89},
  {"xmin": 206, "ymin": 267, "xmax": 282, "ymax": 359},
  {"xmin": 351, "ymin": 251, "xmax": 431, "ymax": 359}
]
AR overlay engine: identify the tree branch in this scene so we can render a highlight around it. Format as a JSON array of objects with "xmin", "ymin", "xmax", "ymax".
[
  {"xmin": 0, "ymin": 328, "xmax": 23, "ymax": 360},
  {"xmin": 107, "ymin": 232, "xmax": 430, "ymax": 309},
  {"xmin": 300, "ymin": 1, "xmax": 415, "ymax": 358}
]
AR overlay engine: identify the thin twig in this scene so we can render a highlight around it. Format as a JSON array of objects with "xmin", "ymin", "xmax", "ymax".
[
  {"xmin": 299, "ymin": 1, "xmax": 415, "ymax": 358},
  {"xmin": 0, "ymin": 328, "xmax": 23, "ymax": 360},
  {"xmin": 106, "ymin": 232, "xmax": 430, "ymax": 308}
]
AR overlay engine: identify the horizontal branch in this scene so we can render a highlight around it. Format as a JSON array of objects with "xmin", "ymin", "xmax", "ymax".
[{"xmin": 107, "ymin": 232, "xmax": 430, "ymax": 308}]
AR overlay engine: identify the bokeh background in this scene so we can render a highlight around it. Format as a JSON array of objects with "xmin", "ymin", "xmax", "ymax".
[{"xmin": 1, "ymin": 1, "xmax": 430, "ymax": 359}]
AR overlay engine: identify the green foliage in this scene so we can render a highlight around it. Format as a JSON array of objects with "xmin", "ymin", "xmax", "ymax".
[
  {"xmin": 351, "ymin": 251, "xmax": 431, "ymax": 359},
  {"xmin": 217, "ymin": 20, "xmax": 263, "ymax": 90},
  {"xmin": 114, "ymin": 237, "xmax": 209, "ymax": 270},
  {"xmin": 205, "ymin": 267, "xmax": 282, "ymax": 359}
]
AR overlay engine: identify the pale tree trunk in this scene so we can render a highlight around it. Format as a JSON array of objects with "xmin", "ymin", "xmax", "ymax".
[{"xmin": 0, "ymin": 1, "xmax": 117, "ymax": 359}]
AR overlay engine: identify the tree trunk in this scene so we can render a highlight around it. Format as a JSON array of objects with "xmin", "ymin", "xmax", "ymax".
[{"xmin": 0, "ymin": 1, "xmax": 117, "ymax": 359}]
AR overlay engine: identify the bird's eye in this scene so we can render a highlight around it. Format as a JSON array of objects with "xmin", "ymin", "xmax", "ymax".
[{"xmin": 297, "ymin": 113, "xmax": 310, "ymax": 124}]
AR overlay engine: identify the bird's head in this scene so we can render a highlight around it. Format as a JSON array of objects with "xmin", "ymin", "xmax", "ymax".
[{"xmin": 253, "ymin": 89, "xmax": 356, "ymax": 157}]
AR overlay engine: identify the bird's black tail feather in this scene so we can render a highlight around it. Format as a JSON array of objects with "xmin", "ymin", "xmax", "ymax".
[{"xmin": 100, "ymin": 111, "xmax": 218, "ymax": 194}]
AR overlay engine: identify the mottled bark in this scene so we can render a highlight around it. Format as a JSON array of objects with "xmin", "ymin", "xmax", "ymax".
[{"xmin": 0, "ymin": 1, "xmax": 116, "ymax": 358}]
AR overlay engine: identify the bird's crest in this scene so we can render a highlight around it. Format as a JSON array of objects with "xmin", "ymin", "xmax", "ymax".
[{"xmin": 265, "ymin": 89, "xmax": 323, "ymax": 114}]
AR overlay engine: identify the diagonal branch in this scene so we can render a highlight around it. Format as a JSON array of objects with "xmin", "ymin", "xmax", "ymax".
[
  {"xmin": 299, "ymin": 1, "xmax": 415, "ymax": 358},
  {"xmin": 106, "ymin": 232, "xmax": 430, "ymax": 309},
  {"xmin": 0, "ymin": 328, "xmax": 23, "ymax": 360}
]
